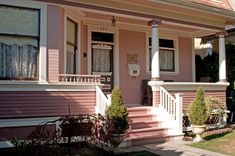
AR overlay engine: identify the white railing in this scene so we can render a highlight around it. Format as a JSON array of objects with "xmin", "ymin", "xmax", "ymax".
[
  {"xmin": 160, "ymin": 87, "xmax": 183, "ymax": 133},
  {"xmin": 58, "ymin": 74, "xmax": 101, "ymax": 83},
  {"xmin": 95, "ymin": 86, "xmax": 111, "ymax": 116}
]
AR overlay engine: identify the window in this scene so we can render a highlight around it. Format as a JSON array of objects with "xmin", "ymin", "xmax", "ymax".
[
  {"xmin": 149, "ymin": 38, "xmax": 176, "ymax": 72},
  {"xmin": 66, "ymin": 18, "xmax": 78, "ymax": 74},
  {"xmin": 0, "ymin": 5, "xmax": 39, "ymax": 80}
]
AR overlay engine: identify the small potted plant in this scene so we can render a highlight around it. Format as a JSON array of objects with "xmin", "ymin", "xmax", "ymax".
[
  {"xmin": 187, "ymin": 87, "xmax": 211, "ymax": 142},
  {"xmin": 106, "ymin": 87, "xmax": 129, "ymax": 147}
]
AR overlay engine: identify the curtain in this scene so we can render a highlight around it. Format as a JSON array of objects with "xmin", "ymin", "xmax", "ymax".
[
  {"xmin": 160, "ymin": 49, "xmax": 174, "ymax": 71},
  {"xmin": 92, "ymin": 48, "xmax": 110, "ymax": 72},
  {"xmin": 66, "ymin": 44, "xmax": 75, "ymax": 74},
  {"xmin": 0, "ymin": 43, "xmax": 37, "ymax": 78}
]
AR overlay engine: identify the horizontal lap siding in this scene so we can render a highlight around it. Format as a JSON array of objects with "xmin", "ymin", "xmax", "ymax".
[
  {"xmin": 0, "ymin": 91, "xmax": 96, "ymax": 119},
  {"xmin": 169, "ymin": 91, "xmax": 226, "ymax": 112}
]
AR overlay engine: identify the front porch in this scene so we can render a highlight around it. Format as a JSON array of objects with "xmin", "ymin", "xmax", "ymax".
[{"xmin": 0, "ymin": 0, "xmax": 235, "ymax": 148}]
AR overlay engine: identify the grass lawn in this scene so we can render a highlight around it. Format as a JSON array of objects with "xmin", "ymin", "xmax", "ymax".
[{"xmin": 190, "ymin": 129, "xmax": 235, "ymax": 156}]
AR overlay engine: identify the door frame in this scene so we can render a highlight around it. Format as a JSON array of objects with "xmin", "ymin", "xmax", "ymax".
[{"xmin": 88, "ymin": 25, "xmax": 119, "ymax": 88}]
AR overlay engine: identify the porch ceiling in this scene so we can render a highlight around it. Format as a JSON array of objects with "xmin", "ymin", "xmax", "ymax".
[
  {"xmin": 38, "ymin": 0, "xmax": 235, "ymax": 33},
  {"xmin": 83, "ymin": 11, "xmax": 200, "ymax": 34},
  {"xmin": 62, "ymin": 0, "xmax": 235, "ymax": 30}
]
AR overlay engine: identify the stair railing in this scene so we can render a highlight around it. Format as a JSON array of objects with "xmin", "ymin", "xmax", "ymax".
[
  {"xmin": 160, "ymin": 87, "xmax": 183, "ymax": 133},
  {"xmin": 95, "ymin": 86, "xmax": 111, "ymax": 116}
]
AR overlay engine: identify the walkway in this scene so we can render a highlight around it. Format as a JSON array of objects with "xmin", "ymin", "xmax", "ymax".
[{"xmin": 121, "ymin": 140, "xmax": 228, "ymax": 156}]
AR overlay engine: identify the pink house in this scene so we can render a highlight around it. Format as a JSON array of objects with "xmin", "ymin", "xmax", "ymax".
[{"xmin": 0, "ymin": 0, "xmax": 235, "ymax": 147}]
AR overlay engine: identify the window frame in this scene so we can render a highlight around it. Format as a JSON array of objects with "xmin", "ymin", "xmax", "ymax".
[
  {"xmin": 0, "ymin": 4, "xmax": 40, "ymax": 80},
  {"xmin": 0, "ymin": 0, "xmax": 47, "ymax": 82},
  {"xmin": 146, "ymin": 33, "xmax": 179, "ymax": 75},
  {"xmin": 64, "ymin": 9, "xmax": 81, "ymax": 74}
]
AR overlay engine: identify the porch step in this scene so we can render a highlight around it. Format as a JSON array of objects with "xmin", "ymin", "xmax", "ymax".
[
  {"xmin": 127, "ymin": 106, "xmax": 152, "ymax": 115},
  {"xmin": 128, "ymin": 114, "xmax": 156, "ymax": 122},
  {"xmin": 125, "ymin": 106, "xmax": 183, "ymax": 147},
  {"xmin": 126, "ymin": 127, "xmax": 166, "ymax": 138},
  {"xmin": 130, "ymin": 120, "xmax": 161, "ymax": 129},
  {"xmin": 125, "ymin": 134, "xmax": 170, "ymax": 146}
]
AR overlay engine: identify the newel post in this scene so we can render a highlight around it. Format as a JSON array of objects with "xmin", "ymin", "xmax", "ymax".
[
  {"xmin": 148, "ymin": 81, "xmax": 164, "ymax": 107},
  {"xmin": 175, "ymin": 93, "xmax": 183, "ymax": 133}
]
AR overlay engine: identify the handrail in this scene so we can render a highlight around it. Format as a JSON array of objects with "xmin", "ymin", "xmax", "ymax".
[
  {"xmin": 160, "ymin": 87, "xmax": 183, "ymax": 133},
  {"xmin": 95, "ymin": 86, "xmax": 110, "ymax": 116},
  {"xmin": 58, "ymin": 74, "xmax": 101, "ymax": 83}
]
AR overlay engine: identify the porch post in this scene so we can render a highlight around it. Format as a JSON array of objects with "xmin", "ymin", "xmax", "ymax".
[
  {"xmin": 148, "ymin": 20, "xmax": 161, "ymax": 80},
  {"xmin": 148, "ymin": 20, "xmax": 163, "ymax": 107},
  {"xmin": 218, "ymin": 32, "xmax": 227, "ymax": 82}
]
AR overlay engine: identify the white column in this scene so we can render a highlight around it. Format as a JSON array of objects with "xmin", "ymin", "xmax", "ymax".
[
  {"xmin": 218, "ymin": 33, "xmax": 226, "ymax": 82},
  {"xmin": 148, "ymin": 20, "xmax": 161, "ymax": 80}
]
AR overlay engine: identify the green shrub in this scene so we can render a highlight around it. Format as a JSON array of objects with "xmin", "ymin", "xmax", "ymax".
[
  {"xmin": 188, "ymin": 87, "xmax": 211, "ymax": 125},
  {"xmin": 106, "ymin": 88, "xmax": 129, "ymax": 134}
]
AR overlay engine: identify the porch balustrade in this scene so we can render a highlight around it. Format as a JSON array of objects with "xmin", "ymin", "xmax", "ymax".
[
  {"xmin": 58, "ymin": 74, "xmax": 101, "ymax": 83},
  {"xmin": 95, "ymin": 86, "xmax": 111, "ymax": 116},
  {"xmin": 160, "ymin": 87, "xmax": 183, "ymax": 133}
]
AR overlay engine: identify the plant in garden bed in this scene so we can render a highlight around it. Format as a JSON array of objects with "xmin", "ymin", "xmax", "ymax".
[
  {"xmin": 106, "ymin": 87, "xmax": 129, "ymax": 147},
  {"xmin": 205, "ymin": 96, "xmax": 227, "ymax": 125},
  {"xmin": 187, "ymin": 87, "xmax": 212, "ymax": 142}
]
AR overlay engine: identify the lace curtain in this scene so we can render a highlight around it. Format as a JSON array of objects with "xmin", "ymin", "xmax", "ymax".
[
  {"xmin": 0, "ymin": 43, "xmax": 37, "ymax": 78},
  {"xmin": 66, "ymin": 44, "xmax": 75, "ymax": 74},
  {"xmin": 159, "ymin": 49, "xmax": 174, "ymax": 71},
  {"xmin": 92, "ymin": 48, "xmax": 110, "ymax": 72}
]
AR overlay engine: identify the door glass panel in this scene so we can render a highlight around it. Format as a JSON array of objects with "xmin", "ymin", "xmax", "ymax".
[{"xmin": 92, "ymin": 48, "xmax": 111, "ymax": 72}]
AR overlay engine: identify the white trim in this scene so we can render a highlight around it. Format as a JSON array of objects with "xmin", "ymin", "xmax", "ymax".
[
  {"xmin": 0, "ymin": 117, "xmax": 59, "ymax": 128},
  {"xmin": 0, "ymin": 0, "xmax": 48, "ymax": 82},
  {"xmin": 87, "ymin": 25, "xmax": 120, "ymax": 88},
  {"xmin": 146, "ymin": 33, "xmax": 180, "ymax": 75},
  {"xmin": 0, "ymin": 81, "xmax": 102, "ymax": 91},
  {"xmin": 64, "ymin": 9, "xmax": 82, "ymax": 74}
]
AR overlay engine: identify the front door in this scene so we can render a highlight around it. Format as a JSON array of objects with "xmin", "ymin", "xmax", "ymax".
[{"xmin": 91, "ymin": 32, "xmax": 114, "ymax": 94}]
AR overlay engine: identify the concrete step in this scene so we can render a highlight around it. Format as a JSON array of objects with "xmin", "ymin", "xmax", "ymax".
[{"xmin": 126, "ymin": 127, "xmax": 166, "ymax": 138}]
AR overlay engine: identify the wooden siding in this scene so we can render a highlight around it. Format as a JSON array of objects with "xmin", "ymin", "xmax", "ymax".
[
  {"xmin": 169, "ymin": 90, "xmax": 226, "ymax": 111},
  {"xmin": 0, "ymin": 91, "xmax": 96, "ymax": 119},
  {"xmin": 47, "ymin": 5, "xmax": 64, "ymax": 82},
  {"xmin": 0, "ymin": 125, "xmax": 55, "ymax": 141}
]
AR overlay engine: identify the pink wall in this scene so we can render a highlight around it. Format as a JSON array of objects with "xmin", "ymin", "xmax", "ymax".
[
  {"xmin": 119, "ymin": 30, "xmax": 193, "ymax": 104},
  {"xmin": 0, "ymin": 91, "xmax": 96, "ymax": 118},
  {"xmin": 160, "ymin": 37, "xmax": 193, "ymax": 82},
  {"xmin": 119, "ymin": 30, "xmax": 149, "ymax": 104},
  {"xmin": 47, "ymin": 5, "xmax": 64, "ymax": 82}
]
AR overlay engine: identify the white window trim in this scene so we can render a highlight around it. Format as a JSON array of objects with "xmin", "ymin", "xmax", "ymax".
[
  {"xmin": 146, "ymin": 33, "xmax": 179, "ymax": 75},
  {"xmin": 0, "ymin": 0, "xmax": 47, "ymax": 82},
  {"xmin": 87, "ymin": 25, "xmax": 119, "ymax": 87},
  {"xmin": 64, "ymin": 9, "xmax": 82, "ymax": 74}
]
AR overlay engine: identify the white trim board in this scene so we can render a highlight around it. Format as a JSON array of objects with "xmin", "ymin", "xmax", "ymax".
[{"xmin": 0, "ymin": 117, "xmax": 59, "ymax": 128}]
